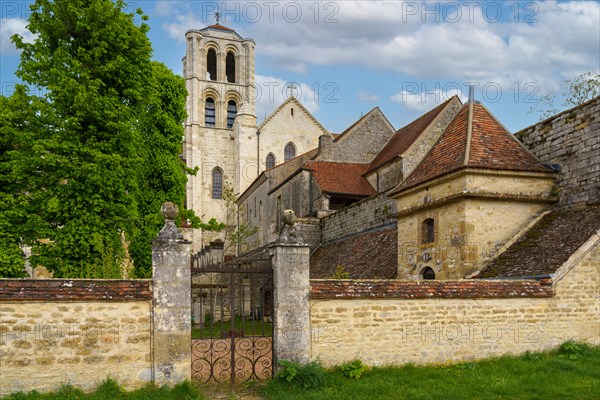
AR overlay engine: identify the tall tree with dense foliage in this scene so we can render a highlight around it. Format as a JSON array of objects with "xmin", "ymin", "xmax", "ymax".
[{"xmin": 0, "ymin": 0, "xmax": 216, "ymax": 278}]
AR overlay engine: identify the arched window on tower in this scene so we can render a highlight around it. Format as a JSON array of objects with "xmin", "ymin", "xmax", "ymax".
[
  {"xmin": 284, "ymin": 142, "xmax": 296, "ymax": 162},
  {"xmin": 422, "ymin": 218, "xmax": 435, "ymax": 244},
  {"xmin": 227, "ymin": 100, "xmax": 237, "ymax": 129},
  {"xmin": 212, "ymin": 168, "xmax": 223, "ymax": 199},
  {"xmin": 266, "ymin": 153, "xmax": 276, "ymax": 169},
  {"xmin": 226, "ymin": 52, "xmax": 235, "ymax": 83},
  {"xmin": 207, "ymin": 49, "xmax": 217, "ymax": 81},
  {"xmin": 205, "ymin": 98, "xmax": 216, "ymax": 127}
]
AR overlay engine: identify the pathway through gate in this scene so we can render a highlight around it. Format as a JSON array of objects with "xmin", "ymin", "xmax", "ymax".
[{"xmin": 190, "ymin": 247, "xmax": 274, "ymax": 388}]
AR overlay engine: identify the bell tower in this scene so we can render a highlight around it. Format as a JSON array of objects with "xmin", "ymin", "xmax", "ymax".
[{"xmin": 183, "ymin": 21, "xmax": 256, "ymax": 251}]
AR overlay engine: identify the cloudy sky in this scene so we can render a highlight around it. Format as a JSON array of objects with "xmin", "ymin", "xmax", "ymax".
[{"xmin": 1, "ymin": 0, "xmax": 598, "ymax": 133}]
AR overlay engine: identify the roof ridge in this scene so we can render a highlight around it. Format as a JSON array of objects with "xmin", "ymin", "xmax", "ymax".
[
  {"xmin": 367, "ymin": 96, "xmax": 462, "ymax": 173},
  {"xmin": 391, "ymin": 101, "xmax": 551, "ymax": 194},
  {"xmin": 333, "ymin": 106, "xmax": 394, "ymax": 142},
  {"xmin": 258, "ymin": 96, "xmax": 330, "ymax": 135}
]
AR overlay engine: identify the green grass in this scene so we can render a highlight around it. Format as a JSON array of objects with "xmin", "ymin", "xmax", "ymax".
[
  {"xmin": 2, "ymin": 379, "xmax": 206, "ymax": 400},
  {"xmin": 263, "ymin": 343, "xmax": 600, "ymax": 400},
  {"xmin": 192, "ymin": 316, "xmax": 272, "ymax": 339}
]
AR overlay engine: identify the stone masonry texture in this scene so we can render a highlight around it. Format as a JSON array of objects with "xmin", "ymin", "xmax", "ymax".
[
  {"xmin": 309, "ymin": 243, "xmax": 599, "ymax": 366},
  {"xmin": 516, "ymin": 96, "xmax": 600, "ymax": 207},
  {"xmin": 0, "ymin": 286, "xmax": 152, "ymax": 396}
]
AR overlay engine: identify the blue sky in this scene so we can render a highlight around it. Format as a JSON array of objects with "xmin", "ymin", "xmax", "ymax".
[{"xmin": 1, "ymin": 0, "xmax": 599, "ymax": 133}]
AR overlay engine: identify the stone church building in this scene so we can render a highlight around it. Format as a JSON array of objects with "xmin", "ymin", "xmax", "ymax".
[
  {"xmin": 184, "ymin": 23, "xmax": 599, "ymax": 284},
  {"xmin": 182, "ymin": 23, "xmax": 329, "ymax": 252}
]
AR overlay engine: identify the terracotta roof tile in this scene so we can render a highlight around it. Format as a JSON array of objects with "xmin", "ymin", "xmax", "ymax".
[
  {"xmin": 477, "ymin": 206, "xmax": 600, "ymax": 279},
  {"xmin": 310, "ymin": 227, "xmax": 397, "ymax": 279},
  {"xmin": 207, "ymin": 24, "xmax": 234, "ymax": 31},
  {"xmin": 368, "ymin": 97, "xmax": 460, "ymax": 172},
  {"xmin": 394, "ymin": 102, "xmax": 551, "ymax": 192},
  {"xmin": 310, "ymin": 279, "xmax": 554, "ymax": 299},
  {"xmin": 304, "ymin": 161, "xmax": 375, "ymax": 196}
]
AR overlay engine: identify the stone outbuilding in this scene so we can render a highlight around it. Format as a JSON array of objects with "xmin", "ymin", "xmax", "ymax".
[{"xmin": 389, "ymin": 99, "xmax": 557, "ymax": 279}]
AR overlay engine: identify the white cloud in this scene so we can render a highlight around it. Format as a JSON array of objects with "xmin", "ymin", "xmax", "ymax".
[
  {"xmin": 240, "ymin": 1, "xmax": 599, "ymax": 89},
  {"xmin": 391, "ymin": 87, "xmax": 467, "ymax": 114},
  {"xmin": 159, "ymin": 1, "xmax": 598, "ymax": 95},
  {"xmin": 0, "ymin": 18, "xmax": 36, "ymax": 55},
  {"xmin": 161, "ymin": 10, "xmax": 204, "ymax": 43},
  {"xmin": 254, "ymin": 74, "xmax": 319, "ymax": 121},
  {"xmin": 358, "ymin": 91, "xmax": 379, "ymax": 102}
]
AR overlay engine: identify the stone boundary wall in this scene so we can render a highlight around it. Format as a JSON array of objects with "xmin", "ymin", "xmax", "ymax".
[
  {"xmin": 0, "ymin": 279, "xmax": 153, "ymax": 396},
  {"xmin": 516, "ymin": 96, "xmax": 600, "ymax": 207},
  {"xmin": 320, "ymin": 192, "xmax": 397, "ymax": 244},
  {"xmin": 310, "ymin": 279, "xmax": 554, "ymax": 299},
  {"xmin": 0, "ymin": 279, "xmax": 152, "ymax": 301},
  {"xmin": 309, "ymin": 244, "xmax": 599, "ymax": 366}
]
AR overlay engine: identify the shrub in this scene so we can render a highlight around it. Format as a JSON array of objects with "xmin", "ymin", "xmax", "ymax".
[
  {"xmin": 558, "ymin": 341, "xmax": 589, "ymax": 360},
  {"xmin": 275, "ymin": 359, "xmax": 327, "ymax": 389},
  {"xmin": 339, "ymin": 359, "xmax": 367, "ymax": 380}
]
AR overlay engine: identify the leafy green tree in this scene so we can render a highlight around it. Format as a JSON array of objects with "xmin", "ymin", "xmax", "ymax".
[
  {"xmin": 0, "ymin": 0, "xmax": 217, "ymax": 278},
  {"xmin": 127, "ymin": 61, "xmax": 223, "ymax": 277},
  {"xmin": 0, "ymin": 86, "xmax": 42, "ymax": 277},
  {"xmin": 530, "ymin": 70, "xmax": 600, "ymax": 120},
  {"xmin": 220, "ymin": 183, "xmax": 257, "ymax": 256}
]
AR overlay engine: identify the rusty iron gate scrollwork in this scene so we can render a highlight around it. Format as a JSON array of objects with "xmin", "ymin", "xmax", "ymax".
[{"xmin": 190, "ymin": 246, "xmax": 273, "ymax": 387}]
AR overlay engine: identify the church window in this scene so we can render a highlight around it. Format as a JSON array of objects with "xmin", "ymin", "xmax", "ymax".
[
  {"xmin": 212, "ymin": 168, "xmax": 223, "ymax": 199},
  {"xmin": 266, "ymin": 153, "xmax": 276, "ymax": 169},
  {"xmin": 284, "ymin": 142, "xmax": 296, "ymax": 162},
  {"xmin": 227, "ymin": 100, "xmax": 237, "ymax": 129},
  {"xmin": 207, "ymin": 49, "xmax": 217, "ymax": 80},
  {"xmin": 420, "ymin": 267, "xmax": 435, "ymax": 280},
  {"xmin": 422, "ymin": 218, "xmax": 435, "ymax": 244},
  {"xmin": 259, "ymin": 201, "xmax": 262, "ymax": 221},
  {"xmin": 205, "ymin": 98, "xmax": 216, "ymax": 127},
  {"xmin": 226, "ymin": 52, "xmax": 235, "ymax": 83},
  {"xmin": 291, "ymin": 108, "xmax": 294, "ymax": 116}
]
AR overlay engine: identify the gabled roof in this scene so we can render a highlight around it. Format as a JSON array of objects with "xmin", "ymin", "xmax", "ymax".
[
  {"xmin": 333, "ymin": 107, "xmax": 394, "ymax": 143},
  {"xmin": 393, "ymin": 102, "xmax": 552, "ymax": 193},
  {"xmin": 304, "ymin": 161, "xmax": 375, "ymax": 196},
  {"xmin": 477, "ymin": 206, "xmax": 600, "ymax": 279},
  {"xmin": 238, "ymin": 148, "xmax": 318, "ymax": 203},
  {"xmin": 258, "ymin": 96, "xmax": 329, "ymax": 135},
  {"xmin": 310, "ymin": 226, "xmax": 398, "ymax": 279},
  {"xmin": 367, "ymin": 96, "xmax": 461, "ymax": 173}
]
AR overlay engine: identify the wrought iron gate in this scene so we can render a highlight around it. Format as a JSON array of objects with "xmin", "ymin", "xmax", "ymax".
[{"xmin": 191, "ymin": 246, "xmax": 273, "ymax": 387}]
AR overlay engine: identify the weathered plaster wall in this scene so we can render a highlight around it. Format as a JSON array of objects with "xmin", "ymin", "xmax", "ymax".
[
  {"xmin": 310, "ymin": 243, "xmax": 600, "ymax": 366},
  {"xmin": 0, "ymin": 280, "xmax": 152, "ymax": 396},
  {"xmin": 516, "ymin": 96, "xmax": 600, "ymax": 207}
]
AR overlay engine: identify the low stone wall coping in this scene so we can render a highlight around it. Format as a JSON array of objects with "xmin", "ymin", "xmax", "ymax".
[
  {"xmin": 310, "ymin": 279, "xmax": 554, "ymax": 299},
  {"xmin": 0, "ymin": 279, "xmax": 152, "ymax": 301}
]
